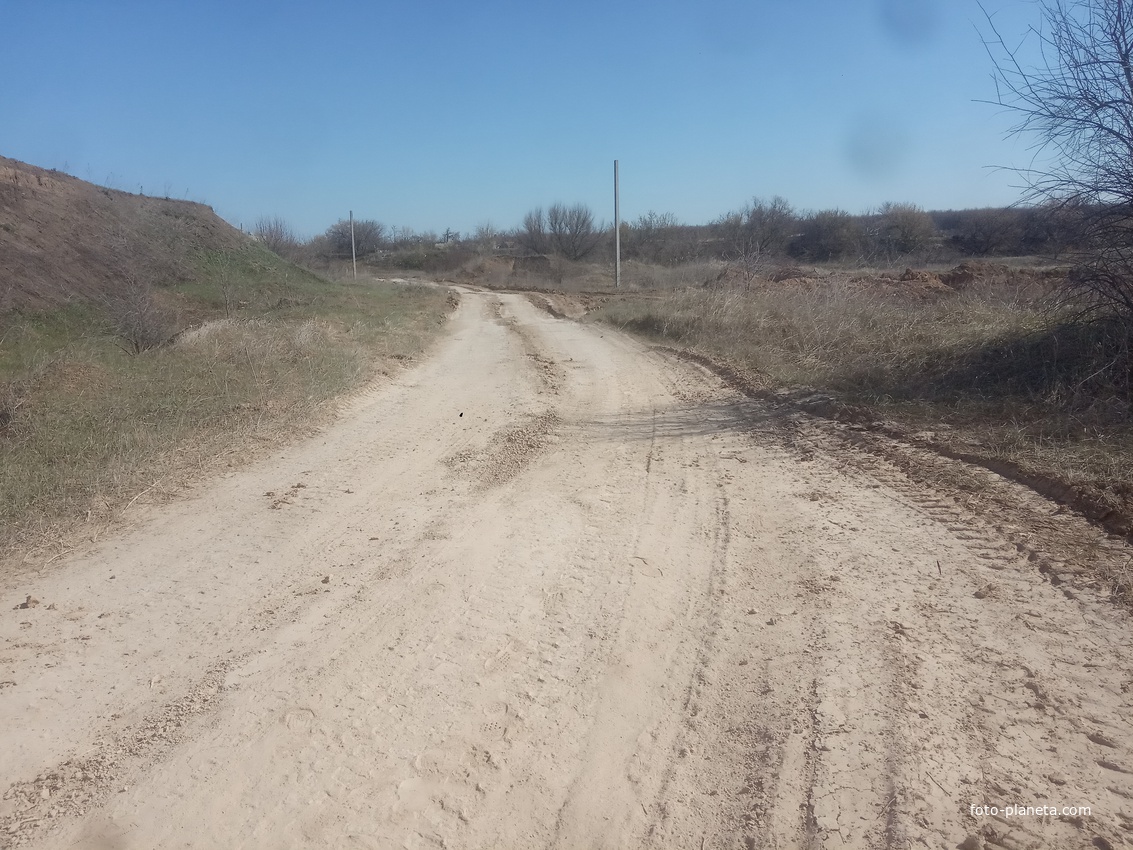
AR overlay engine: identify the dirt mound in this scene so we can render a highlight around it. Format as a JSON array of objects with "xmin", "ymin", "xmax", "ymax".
[
  {"xmin": 940, "ymin": 262, "xmax": 980, "ymax": 289},
  {"xmin": 900, "ymin": 267, "xmax": 941, "ymax": 284},
  {"xmin": 768, "ymin": 265, "xmax": 813, "ymax": 282},
  {"xmin": 703, "ymin": 265, "xmax": 820, "ymax": 290},
  {"xmin": 897, "ymin": 267, "xmax": 954, "ymax": 296},
  {"xmin": 938, "ymin": 261, "xmax": 1013, "ymax": 289},
  {"xmin": 846, "ymin": 269, "xmax": 953, "ymax": 298},
  {"xmin": 939, "ymin": 261, "xmax": 1068, "ymax": 290},
  {"xmin": 512, "ymin": 255, "xmax": 553, "ymax": 275},
  {"xmin": 453, "ymin": 255, "xmax": 513, "ymax": 286},
  {"xmin": 0, "ymin": 155, "xmax": 249, "ymax": 311},
  {"xmin": 840, "ymin": 263, "xmax": 1065, "ymax": 299}
]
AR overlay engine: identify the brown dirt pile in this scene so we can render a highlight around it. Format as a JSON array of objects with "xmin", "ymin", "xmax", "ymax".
[
  {"xmin": 843, "ymin": 261, "xmax": 1066, "ymax": 298},
  {"xmin": 0, "ymin": 155, "xmax": 248, "ymax": 311}
]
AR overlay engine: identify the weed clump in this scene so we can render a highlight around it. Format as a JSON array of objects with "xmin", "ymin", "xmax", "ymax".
[{"xmin": 103, "ymin": 281, "xmax": 181, "ymax": 354}]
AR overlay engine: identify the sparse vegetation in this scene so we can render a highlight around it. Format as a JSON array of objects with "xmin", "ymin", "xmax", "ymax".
[
  {"xmin": 0, "ymin": 165, "xmax": 452, "ymax": 569},
  {"xmin": 519, "ymin": 203, "xmax": 603, "ymax": 261},
  {"xmin": 869, "ymin": 202, "xmax": 936, "ymax": 261},
  {"xmin": 102, "ymin": 279, "xmax": 182, "ymax": 354},
  {"xmin": 717, "ymin": 197, "xmax": 795, "ymax": 262},
  {"xmin": 587, "ymin": 264, "xmax": 1133, "ymax": 536},
  {"xmin": 790, "ymin": 209, "xmax": 863, "ymax": 262},
  {"xmin": 323, "ymin": 217, "xmax": 386, "ymax": 259},
  {"xmin": 253, "ymin": 215, "xmax": 301, "ymax": 259},
  {"xmin": 983, "ymin": 0, "xmax": 1133, "ymax": 360}
]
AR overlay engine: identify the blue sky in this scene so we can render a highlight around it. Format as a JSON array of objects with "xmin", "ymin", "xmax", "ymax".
[{"xmin": 2, "ymin": 0, "xmax": 1044, "ymax": 238}]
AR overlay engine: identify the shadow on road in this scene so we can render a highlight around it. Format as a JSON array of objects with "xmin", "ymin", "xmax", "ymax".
[{"xmin": 569, "ymin": 398, "xmax": 791, "ymax": 443}]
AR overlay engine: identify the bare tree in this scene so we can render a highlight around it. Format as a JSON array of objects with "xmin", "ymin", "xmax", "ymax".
[
  {"xmin": 519, "ymin": 207, "xmax": 550, "ymax": 255},
  {"xmin": 790, "ymin": 209, "xmax": 862, "ymax": 262},
  {"xmin": 714, "ymin": 197, "xmax": 796, "ymax": 288},
  {"xmin": 872, "ymin": 202, "xmax": 936, "ymax": 261},
  {"xmin": 715, "ymin": 210, "xmax": 763, "ymax": 289},
  {"xmin": 325, "ymin": 218, "xmax": 386, "ymax": 258},
  {"xmin": 624, "ymin": 211, "xmax": 680, "ymax": 262},
  {"xmin": 254, "ymin": 216, "xmax": 299, "ymax": 257},
  {"xmin": 1023, "ymin": 198, "xmax": 1087, "ymax": 257},
  {"xmin": 717, "ymin": 197, "xmax": 795, "ymax": 257},
  {"xmin": 547, "ymin": 203, "xmax": 603, "ymax": 261},
  {"xmin": 744, "ymin": 196, "xmax": 796, "ymax": 257},
  {"xmin": 983, "ymin": 0, "xmax": 1133, "ymax": 320},
  {"xmin": 469, "ymin": 221, "xmax": 500, "ymax": 255},
  {"xmin": 473, "ymin": 221, "xmax": 499, "ymax": 243},
  {"xmin": 948, "ymin": 207, "xmax": 1026, "ymax": 256}
]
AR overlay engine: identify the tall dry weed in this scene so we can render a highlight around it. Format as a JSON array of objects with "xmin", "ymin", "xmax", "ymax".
[{"xmin": 592, "ymin": 276, "xmax": 1133, "ymax": 495}]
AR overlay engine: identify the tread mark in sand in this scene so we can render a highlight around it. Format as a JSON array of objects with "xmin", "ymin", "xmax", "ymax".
[{"xmin": 0, "ymin": 656, "xmax": 247, "ymax": 846}]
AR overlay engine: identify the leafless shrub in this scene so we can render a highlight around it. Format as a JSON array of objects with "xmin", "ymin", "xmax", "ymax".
[
  {"xmin": 982, "ymin": 0, "xmax": 1133, "ymax": 332},
  {"xmin": 324, "ymin": 218, "xmax": 386, "ymax": 258},
  {"xmin": 519, "ymin": 204, "xmax": 603, "ymax": 261},
  {"xmin": 716, "ymin": 197, "xmax": 796, "ymax": 261},
  {"xmin": 104, "ymin": 281, "xmax": 180, "ymax": 354},
  {"xmin": 519, "ymin": 207, "xmax": 551, "ymax": 255},
  {"xmin": 471, "ymin": 222, "xmax": 501, "ymax": 255},
  {"xmin": 253, "ymin": 216, "xmax": 300, "ymax": 257},
  {"xmin": 547, "ymin": 203, "xmax": 603, "ymax": 261},
  {"xmin": 790, "ymin": 209, "xmax": 863, "ymax": 262},
  {"xmin": 622, "ymin": 211, "xmax": 683, "ymax": 264},
  {"xmin": 949, "ymin": 207, "xmax": 1026, "ymax": 257},
  {"xmin": 711, "ymin": 197, "xmax": 798, "ymax": 289},
  {"xmin": 868, "ymin": 202, "xmax": 936, "ymax": 262}
]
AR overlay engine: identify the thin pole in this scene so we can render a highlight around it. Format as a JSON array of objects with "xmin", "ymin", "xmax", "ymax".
[
  {"xmin": 350, "ymin": 210, "xmax": 357, "ymax": 280},
  {"xmin": 614, "ymin": 160, "xmax": 620, "ymax": 290}
]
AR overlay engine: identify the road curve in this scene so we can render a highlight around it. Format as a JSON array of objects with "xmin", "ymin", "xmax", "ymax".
[{"xmin": 2, "ymin": 289, "xmax": 1131, "ymax": 849}]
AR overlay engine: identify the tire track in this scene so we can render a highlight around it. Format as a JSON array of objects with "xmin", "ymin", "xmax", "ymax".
[{"xmin": 4, "ymin": 292, "xmax": 1133, "ymax": 850}]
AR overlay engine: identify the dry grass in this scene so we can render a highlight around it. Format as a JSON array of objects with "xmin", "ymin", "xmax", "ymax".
[
  {"xmin": 608, "ymin": 260, "xmax": 719, "ymax": 291},
  {"xmin": 591, "ymin": 270, "xmax": 1133, "ymax": 550},
  {"xmin": 0, "ymin": 245, "xmax": 451, "ymax": 570},
  {"xmin": 454, "ymin": 255, "xmax": 719, "ymax": 293}
]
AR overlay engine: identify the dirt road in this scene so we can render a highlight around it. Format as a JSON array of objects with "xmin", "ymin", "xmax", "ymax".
[{"xmin": 3, "ymin": 290, "xmax": 1132, "ymax": 849}]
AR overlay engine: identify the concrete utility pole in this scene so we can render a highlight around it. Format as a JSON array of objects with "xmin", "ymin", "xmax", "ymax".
[
  {"xmin": 349, "ymin": 210, "xmax": 357, "ymax": 280},
  {"xmin": 614, "ymin": 160, "xmax": 621, "ymax": 290}
]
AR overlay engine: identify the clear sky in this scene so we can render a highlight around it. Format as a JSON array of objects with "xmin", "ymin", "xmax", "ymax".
[{"xmin": 2, "ymin": 0, "xmax": 1046, "ymax": 238}]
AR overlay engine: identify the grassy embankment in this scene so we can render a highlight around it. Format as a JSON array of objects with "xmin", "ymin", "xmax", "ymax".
[
  {"xmin": 585, "ymin": 263, "xmax": 1133, "ymax": 551},
  {"xmin": 1, "ymin": 244, "xmax": 451, "ymax": 568}
]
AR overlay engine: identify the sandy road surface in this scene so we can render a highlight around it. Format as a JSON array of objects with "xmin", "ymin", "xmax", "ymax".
[{"xmin": 3, "ymin": 290, "xmax": 1133, "ymax": 849}]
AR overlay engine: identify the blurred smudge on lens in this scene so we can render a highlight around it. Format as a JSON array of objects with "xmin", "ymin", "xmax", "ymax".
[
  {"xmin": 845, "ymin": 112, "xmax": 911, "ymax": 180},
  {"xmin": 878, "ymin": 0, "xmax": 939, "ymax": 47}
]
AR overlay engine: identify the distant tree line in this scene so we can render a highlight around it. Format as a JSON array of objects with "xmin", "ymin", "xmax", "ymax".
[
  {"xmin": 252, "ymin": 197, "xmax": 1093, "ymax": 273},
  {"xmin": 251, "ymin": 215, "xmax": 473, "ymax": 271},
  {"xmin": 507, "ymin": 197, "xmax": 1088, "ymax": 267},
  {"xmin": 700, "ymin": 199, "xmax": 1084, "ymax": 265}
]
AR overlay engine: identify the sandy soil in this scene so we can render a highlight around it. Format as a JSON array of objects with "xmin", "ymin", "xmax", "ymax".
[{"xmin": 3, "ymin": 290, "xmax": 1132, "ymax": 850}]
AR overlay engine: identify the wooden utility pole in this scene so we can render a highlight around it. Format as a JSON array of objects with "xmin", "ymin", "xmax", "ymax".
[
  {"xmin": 614, "ymin": 160, "xmax": 621, "ymax": 290},
  {"xmin": 349, "ymin": 210, "xmax": 357, "ymax": 280}
]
